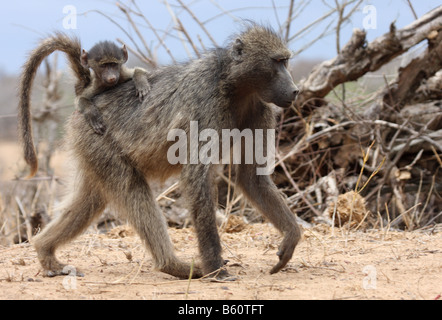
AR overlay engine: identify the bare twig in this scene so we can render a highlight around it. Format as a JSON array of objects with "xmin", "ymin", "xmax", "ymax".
[
  {"xmin": 176, "ymin": 0, "xmax": 218, "ymax": 47},
  {"xmin": 117, "ymin": 2, "xmax": 154, "ymax": 59},
  {"xmin": 176, "ymin": 17, "xmax": 201, "ymax": 58},
  {"xmin": 126, "ymin": 0, "xmax": 177, "ymax": 63},
  {"xmin": 284, "ymin": 0, "xmax": 295, "ymax": 42},
  {"xmin": 163, "ymin": 0, "xmax": 193, "ymax": 58},
  {"xmin": 278, "ymin": 154, "xmax": 322, "ymax": 216},
  {"xmin": 406, "ymin": 0, "xmax": 419, "ymax": 20}
]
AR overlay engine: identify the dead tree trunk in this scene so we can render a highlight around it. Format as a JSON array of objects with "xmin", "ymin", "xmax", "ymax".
[{"xmin": 294, "ymin": 6, "xmax": 442, "ymax": 111}]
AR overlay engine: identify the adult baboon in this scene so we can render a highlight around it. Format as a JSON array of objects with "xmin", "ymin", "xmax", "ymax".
[{"xmin": 29, "ymin": 24, "xmax": 301, "ymax": 279}]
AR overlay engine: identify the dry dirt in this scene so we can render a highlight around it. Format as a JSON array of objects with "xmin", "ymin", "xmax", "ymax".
[
  {"xmin": 0, "ymin": 223, "xmax": 441, "ymax": 300},
  {"xmin": 1, "ymin": 142, "xmax": 441, "ymax": 300}
]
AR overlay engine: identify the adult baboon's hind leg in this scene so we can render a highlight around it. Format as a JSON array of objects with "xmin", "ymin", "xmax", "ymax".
[
  {"xmin": 33, "ymin": 176, "xmax": 106, "ymax": 277},
  {"xmin": 108, "ymin": 168, "xmax": 203, "ymax": 279}
]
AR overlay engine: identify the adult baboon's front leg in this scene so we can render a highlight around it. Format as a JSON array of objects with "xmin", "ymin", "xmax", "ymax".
[
  {"xmin": 180, "ymin": 164, "xmax": 229, "ymax": 278},
  {"xmin": 236, "ymin": 165, "xmax": 302, "ymax": 274}
]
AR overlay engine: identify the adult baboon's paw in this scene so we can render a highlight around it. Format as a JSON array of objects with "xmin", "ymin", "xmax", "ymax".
[
  {"xmin": 190, "ymin": 264, "xmax": 204, "ymax": 279},
  {"xmin": 269, "ymin": 231, "xmax": 299, "ymax": 274},
  {"xmin": 203, "ymin": 268, "xmax": 237, "ymax": 282},
  {"xmin": 269, "ymin": 251, "xmax": 291, "ymax": 274}
]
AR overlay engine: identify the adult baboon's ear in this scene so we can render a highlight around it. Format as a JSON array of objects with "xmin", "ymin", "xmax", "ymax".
[{"xmin": 231, "ymin": 38, "xmax": 244, "ymax": 61}]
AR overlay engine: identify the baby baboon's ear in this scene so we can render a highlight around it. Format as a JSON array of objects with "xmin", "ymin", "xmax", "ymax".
[
  {"xmin": 121, "ymin": 44, "xmax": 128, "ymax": 63},
  {"xmin": 80, "ymin": 49, "xmax": 89, "ymax": 68},
  {"xmin": 231, "ymin": 38, "xmax": 244, "ymax": 62}
]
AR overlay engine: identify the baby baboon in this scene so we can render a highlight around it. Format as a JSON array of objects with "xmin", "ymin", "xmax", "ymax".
[
  {"xmin": 79, "ymin": 41, "xmax": 151, "ymax": 135},
  {"xmin": 18, "ymin": 33, "xmax": 150, "ymax": 177},
  {"xmin": 24, "ymin": 24, "xmax": 301, "ymax": 279}
]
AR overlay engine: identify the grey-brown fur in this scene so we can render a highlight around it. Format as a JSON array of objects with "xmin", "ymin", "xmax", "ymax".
[
  {"xmin": 27, "ymin": 24, "xmax": 301, "ymax": 279},
  {"xmin": 18, "ymin": 34, "xmax": 150, "ymax": 178},
  {"xmin": 18, "ymin": 32, "xmax": 89, "ymax": 177}
]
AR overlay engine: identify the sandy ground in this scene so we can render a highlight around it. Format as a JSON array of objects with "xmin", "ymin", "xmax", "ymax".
[
  {"xmin": 0, "ymin": 141, "xmax": 66, "ymax": 180},
  {"xmin": 1, "ymin": 142, "xmax": 441, "ymax": 300},
  {"xmin": 0, "ymin": 223, "xmax": 441, "ymax": 300}
]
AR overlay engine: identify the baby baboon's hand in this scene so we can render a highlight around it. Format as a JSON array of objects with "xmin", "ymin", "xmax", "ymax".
[{"xmin": 136, "ymin": 83, "xmax": 151, "ymax": 101}]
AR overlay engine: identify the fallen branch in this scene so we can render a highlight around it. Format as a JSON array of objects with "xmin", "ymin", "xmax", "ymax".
[
  {"xmin": 382, "ymin": 30, "xmax": 442, "ymax": 110},
  {"xmin": 295, "ymin": 6, "xmax": 442, "ymax": 109}
]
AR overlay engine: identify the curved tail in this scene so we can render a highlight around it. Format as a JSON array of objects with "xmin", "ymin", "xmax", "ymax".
[{"xmin": 18, "ymin": 32, "xmax": 90, "ymax": 177}]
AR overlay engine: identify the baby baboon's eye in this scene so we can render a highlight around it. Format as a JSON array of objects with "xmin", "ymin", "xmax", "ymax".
[{"xmin": 100, "ymin": 63, "xmax": 118, "ymax": 69}]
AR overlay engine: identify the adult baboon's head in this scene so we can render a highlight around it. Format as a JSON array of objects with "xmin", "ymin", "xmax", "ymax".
[{"xmin": 225, "ymin": 24, "xmax": 299, "ymax": 108}]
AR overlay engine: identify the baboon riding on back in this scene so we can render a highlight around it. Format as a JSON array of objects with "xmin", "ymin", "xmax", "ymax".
[{"xmin": 19, "ymin": 23, "xmax": 301, "ymax": 279}]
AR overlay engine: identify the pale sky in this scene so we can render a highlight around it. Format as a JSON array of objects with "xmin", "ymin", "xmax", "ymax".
[{"xmin": 0, "ymin": 0, "xmax": 439, "ymax": 75}]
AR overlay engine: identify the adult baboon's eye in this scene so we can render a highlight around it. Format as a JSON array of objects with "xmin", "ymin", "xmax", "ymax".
[{"xmin": 273, "ymin": 58, "xmax": 288, "ymax": 67}]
